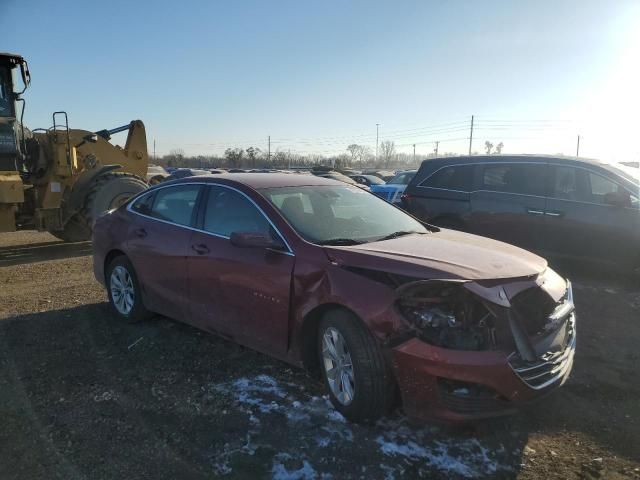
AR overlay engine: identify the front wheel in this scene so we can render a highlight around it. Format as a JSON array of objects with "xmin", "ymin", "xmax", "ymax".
[
  {"xmin": 318, "ymin": 310, "xmax": 396, "ymax": 422},
  {"xmin": 106, "ymin": 256, "xmax": 152, "ymax": 322}
]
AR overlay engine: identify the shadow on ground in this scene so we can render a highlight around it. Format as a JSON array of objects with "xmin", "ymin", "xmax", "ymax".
[
  {"xmin": 0, "ymin": 302, "xmax": 532, "ymax": 480},
  {"xmin": 1, "ymin": 266, "xmax": 639, "ymax": 479},
  {"xmin": 0, "ymin": 240, "xmax": 92, "ymax": 267}
]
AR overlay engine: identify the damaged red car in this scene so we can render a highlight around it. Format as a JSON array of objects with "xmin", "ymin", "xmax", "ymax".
[{"xmin": 93, "ymin": 174, "xmax": 576, "ymax": 423}]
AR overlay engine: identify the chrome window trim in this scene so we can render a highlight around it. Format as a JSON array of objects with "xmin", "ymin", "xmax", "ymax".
[
  {"xmin": 416, "ymin": 160, "xmax": 639, "ymax": 210},
  {"xmin": 126, "ymin": 182, "xmax": 295, "ymax": 256}
]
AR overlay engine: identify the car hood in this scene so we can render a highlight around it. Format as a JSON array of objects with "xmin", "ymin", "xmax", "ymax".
[{"xmin": 323, "ymin": 229, "xmax": 547, "ymax": 281}]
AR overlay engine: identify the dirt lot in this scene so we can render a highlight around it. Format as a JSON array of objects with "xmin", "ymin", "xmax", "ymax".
[{"xmin": 0, "ymin": 231, "xmax": 639, "ymax": 480}]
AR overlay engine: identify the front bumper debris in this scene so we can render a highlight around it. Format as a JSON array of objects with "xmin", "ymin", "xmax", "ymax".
[{"xmin": 390, "ymin": 275, "xmax": 576, "ymax": 422}]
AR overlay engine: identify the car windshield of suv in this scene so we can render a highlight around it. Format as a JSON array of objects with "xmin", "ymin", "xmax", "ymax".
[{"xmin": 260, "ymin": 185, "xmax": 427, "ymax": 245}]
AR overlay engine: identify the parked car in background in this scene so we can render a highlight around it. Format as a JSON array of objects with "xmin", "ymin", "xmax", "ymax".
[
  {"xmin": 312, "ymin": 169, "xmax": 370, "ymax": 190},
  {"xmin": 146, "ymin": 165, "xmax": 169, "ymax": 185},
  {"xmin": 164, "ymin": 168, "xmax": 211, "ymax": 182},
  {"xmin": 210, "ymin": 169, "xmax": 227, "ymax": 174},
  {"xmin": 349, "ymin": 174, "xmax": 386, "ymax": 187},
  {"xmin": 402, "ymin": 155, "xmax": 640, "ymax": 272},
  {"xmin": 93, "ymin": 173, "xmax": 575, "ymax": 423},
  {"xmin": 363, "ymin": 169, "xmax": 396, "ymax": 182},
  {"xmin": 369, "ymin": 170, "xmax": 417, "ymax": 205}
]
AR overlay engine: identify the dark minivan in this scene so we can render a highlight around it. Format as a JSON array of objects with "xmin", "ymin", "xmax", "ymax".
[{"xmin": 402, "ymin": 155, "xmax": 640, "ymax": 272}]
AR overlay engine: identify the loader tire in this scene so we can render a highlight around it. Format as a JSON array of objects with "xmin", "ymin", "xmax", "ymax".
[{"xmin": 51, "ymin": 173, "xmax": 147, "ymax": 242}]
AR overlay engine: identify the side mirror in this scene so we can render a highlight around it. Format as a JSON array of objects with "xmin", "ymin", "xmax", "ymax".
[
  {"xmin": 604, "ymin": 191, "xmax": 631, "ymax": 208},
  {"xmin": 230, "ymin": 231, "xmax": 284, "ymax": 250}
]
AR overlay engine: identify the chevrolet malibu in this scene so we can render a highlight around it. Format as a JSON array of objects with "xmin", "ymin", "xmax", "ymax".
[{"xmin": 93, "ymin": 174, "xmax": 576, "ymax": 423}]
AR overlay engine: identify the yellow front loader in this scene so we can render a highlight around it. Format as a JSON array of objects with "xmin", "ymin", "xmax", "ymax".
[{"xmin": 0, "ymin": 52, "xmax": 149, "ymax": 241}]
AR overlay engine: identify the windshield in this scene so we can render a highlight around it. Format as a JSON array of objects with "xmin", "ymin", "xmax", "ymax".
[
  {"xmin": 388, "ymin": 171, "xmax": 416, "ymax": 185},
  {"xmin": 260, "ymin": 185, "xmax": 427, "ymax": 244},
  {"xmin": 0, "ymin": 66, "xmax": 14, "ymax": 118},
  {"xmin": 610, "ymin": 163, "xmax": 640, "ymax": 185}
]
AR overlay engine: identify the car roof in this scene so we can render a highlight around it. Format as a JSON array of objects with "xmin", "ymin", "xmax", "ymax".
[
  {"xmin": 413, "ymin": 154, "xmax": 640, "ymax": 187},
  {"xmin": 419, "ymin": 154, "xmax": 616, "ymax": 168},
  {"xmin": 164, "ymin": 172, "xmax": 346, "ymax": 189}
]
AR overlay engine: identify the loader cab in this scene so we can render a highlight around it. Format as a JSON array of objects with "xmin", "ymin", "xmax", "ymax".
[
  {"xmin": 0, "ymin": 52, "xmax": 30, "ymax": 171},
  {"xmin": 0, "ymin": 65, "xmax": 15, "ymax": 117}
]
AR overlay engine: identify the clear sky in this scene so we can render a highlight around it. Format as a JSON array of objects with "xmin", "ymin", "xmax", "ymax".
[{"xmin": 2, "ymin": 0, "xmax": 639, "ymax": 161}]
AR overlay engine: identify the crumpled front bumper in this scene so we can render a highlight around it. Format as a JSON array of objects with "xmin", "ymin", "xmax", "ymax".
[{"xmin": 390, "ymin": 277, "xmax": 576, "ymax": 423}]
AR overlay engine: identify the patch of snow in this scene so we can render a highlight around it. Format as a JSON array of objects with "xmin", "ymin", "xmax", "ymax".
[
  {"xmin": 272, "ymin": 454, "xmax": 319, "ymax": 480},
  {"xmin": 210, "ymin": 375, "xmax": 510, "ymax": 479}
]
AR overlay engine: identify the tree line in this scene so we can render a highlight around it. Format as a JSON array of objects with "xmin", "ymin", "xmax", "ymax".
[{"xmin": 155, "ymin": 140, "xmax": 503, "ymax": 170}]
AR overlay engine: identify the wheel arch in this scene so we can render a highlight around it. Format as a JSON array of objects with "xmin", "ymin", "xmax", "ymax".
[
  {"xmin": 299, "ymin": 303, "xmax": 368, "ymax": 376},
  {"xmin": 103, "ymin": 249, "xmax": 127, "ymax": 283}
]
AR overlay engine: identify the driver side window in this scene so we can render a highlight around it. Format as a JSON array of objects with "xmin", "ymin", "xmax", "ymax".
[{"xmin": 203, "ymin": 186, "xmax": 271, "ymax": 237}]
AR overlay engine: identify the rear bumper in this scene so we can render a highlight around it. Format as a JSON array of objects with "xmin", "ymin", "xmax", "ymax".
[{"xmin": 390, "ymin": 322, "xmax": 575, "ymax": 423}]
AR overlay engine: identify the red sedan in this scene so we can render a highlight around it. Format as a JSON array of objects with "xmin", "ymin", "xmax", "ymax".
[{"xmin": 93, "ymin": 173, "xmax": 575, "ymax": 423}]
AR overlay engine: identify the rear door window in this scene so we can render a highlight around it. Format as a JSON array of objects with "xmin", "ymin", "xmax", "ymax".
[
  {"xmin": 482, "ymin": 163, "xmax": 546, "ymax": 196},
  {"xmin": 203, "ymin": 186, "xmax": 271, "ymax": 237},
  {"xmin": 420, "ymin": 165, "xmax": 474, "ymax": 191},
  {"xmin": 149, "ymin": 185, "xmax": 201, "ymax": 226}
]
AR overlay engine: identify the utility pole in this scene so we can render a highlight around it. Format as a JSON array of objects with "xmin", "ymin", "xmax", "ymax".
[
  {"xmin": 576, "ymin": 135, "xmax": 580, "ymax": 157},
  {"xmin": 153, "ymin": 139, "xmax": 156, "ymax": 161},
  {"xmin": 413, "ymin": 144, "xmax": 416, "ymax": 164},
  {"xmin": 468, "ymin": 115, "xmax": 474, "ymax": 155},
  {"xmin": 268, "ymin": 136, "xmax": 271, "ymax": 163},
  {"xmin": 434, "ymin": 141, "xmax": 439, "ymax": 156},
  {"xmin": 376, "ymin": 123, "xmax": 380, "ymax": 162}
]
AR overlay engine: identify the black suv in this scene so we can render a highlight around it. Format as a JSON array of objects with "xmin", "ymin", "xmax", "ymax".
[{"xmin": 402, "ymin": 155, "xmax": 640, "ymax": 271}]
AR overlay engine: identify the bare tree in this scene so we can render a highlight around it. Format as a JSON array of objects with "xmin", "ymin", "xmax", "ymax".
[
  {"xmin": 345, "ymin": 144, "xmax": 372, "ymax": 166},
  {"xmin": 379, "ymin": 140, "xmax": 396, "ymax": 167},
  {"xmin": 495, "ymin": 142, "xmax": 504, "ymax": 154},
  {"xmin": 224, "ymin": 148, "xmax": 244, "ymax": 168},
  {"xmin": 166, "ymin": 148, "xmax": 186, "ymax": 167},
  {"xmin": 246, "ymin": 146, "xmax": 262, "ymax": 167},
  {"xmin": 484, "ymin": 141, "xmax": 494, "ymax": 154}
]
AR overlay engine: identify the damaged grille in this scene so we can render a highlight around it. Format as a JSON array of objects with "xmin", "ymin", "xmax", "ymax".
[{"xmin": 508, "ymin": 284, "xmax": 576, "ymax": 390}]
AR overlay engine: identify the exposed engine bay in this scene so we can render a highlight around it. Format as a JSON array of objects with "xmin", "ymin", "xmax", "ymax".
[{"xmin": 395, "ymin": 269, "xmax": 571, "ymax": 353}]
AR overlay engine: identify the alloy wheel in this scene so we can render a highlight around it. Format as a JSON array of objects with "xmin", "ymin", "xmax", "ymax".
[
  {"xmin": 110, "ymin": 265, "xmax": 135, "ymax": 315},
  {"xmin": 322, "ymin": 327, "xmax": 355, "ymax": 405}
]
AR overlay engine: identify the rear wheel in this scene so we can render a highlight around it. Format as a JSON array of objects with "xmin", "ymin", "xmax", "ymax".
[
  {"xmin": 51, "ymin": 173, "xmax": 147, "ymax": 242},
  {"xmin": 106, "ymin": 256, "xmax": 152, "ymax": 322},
  {"xmin": 318, "ymin": 309, "xmax": 396, "ymax": 422}
]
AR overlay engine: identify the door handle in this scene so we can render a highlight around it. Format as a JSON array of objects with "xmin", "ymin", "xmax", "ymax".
[
  {"xmin": 134, "ymin": 228, "xmax": 147, "ymax": 238},
  {"xmin": 545, "ymin": 211, "xmax": 564, "ymax": 217},
  {"xmin": 191, "ymin": 244, "xmax": 210, "ymax": 255},
  {"xmin": 526, "ymin": 209, "xmax": 544, "ymax": 215}
]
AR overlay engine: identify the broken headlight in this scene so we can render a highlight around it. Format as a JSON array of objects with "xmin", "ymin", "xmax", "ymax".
[{"xmin": 396, "ymin": 281, "xmax": 495, "ymax": 351}]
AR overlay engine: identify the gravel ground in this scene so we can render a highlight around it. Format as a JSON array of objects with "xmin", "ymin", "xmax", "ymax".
[{"xmin": 0, "ymin": 231, "xmax": 639, "ymax": 480}]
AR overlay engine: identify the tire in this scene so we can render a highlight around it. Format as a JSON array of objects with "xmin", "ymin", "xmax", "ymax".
[
  {"xmin": 51, "ymin": 173, "xmax": 147, "ymax": 242},
  {"xmin": 318, "ymin": 309, "xmax": 396, "ymax": 422},
  {"xmin": 105, "ymin": 255, "xmax": 152, "ymax": 323}
]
